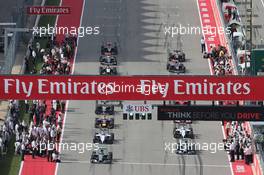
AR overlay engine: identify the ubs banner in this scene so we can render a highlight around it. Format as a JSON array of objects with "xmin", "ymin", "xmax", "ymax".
[
  {"xmin": 157, "ymin": 105, "xmax": 264, "ymax": 121},
  {"xmin": 123, "ymin": 104, "xmax": 152, "ymax": 114}
]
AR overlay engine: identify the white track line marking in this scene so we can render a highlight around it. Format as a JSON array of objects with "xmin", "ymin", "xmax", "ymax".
[
  {"xmin": 18, "ymin": 161, "xmax": 24, "ymax": 175},
  {"xmin": 118, "ymin": 162, "xmax": 229, "ymax": 168},
  {"xmin": 61, "ymin": 160, "xmax": 230, "ymax": 168},
  {"xmin": 221, "ymin": 125, "xmax": 235, "ymax": 175},
  {"xmin": 54, "ymin": 0, "xmax": 86, "ymax": 174}
]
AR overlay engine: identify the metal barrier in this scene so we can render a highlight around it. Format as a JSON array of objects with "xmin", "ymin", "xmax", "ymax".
[
  {"xmin": 0, "ymin": 0, "xmax": 42, "ymax": 155},
  {"xmin": 0, "ymin": 0, "xmax": 34, "ymax": 74},
  {"xmin": 250, "ymin": 123, "xmax": 264, "ymax": 174}
]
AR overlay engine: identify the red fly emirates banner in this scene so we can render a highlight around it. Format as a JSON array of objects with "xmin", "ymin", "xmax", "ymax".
[
  {"xmin": 27, "ymin": 6, "xmax": 71, "ymax": 15},
  {"xmin": 0, "ymin": 75, "xmax": 263, "ymax": 100}
]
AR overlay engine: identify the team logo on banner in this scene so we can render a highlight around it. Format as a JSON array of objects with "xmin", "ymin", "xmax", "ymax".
[{"xmin": 123, "ymin": 104, "xmax": 152, "ymax": 114}]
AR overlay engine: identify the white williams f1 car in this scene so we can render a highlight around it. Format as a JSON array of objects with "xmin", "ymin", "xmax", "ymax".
[
  {"xmin": 173, "ymin": 126, "xmax": 194, "ymax": 139},
  {"xmin": 93, "ymin": 129, "xmax": 114, "ymax": 144}
]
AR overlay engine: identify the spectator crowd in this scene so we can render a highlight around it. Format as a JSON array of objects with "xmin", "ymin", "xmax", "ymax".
[
  {"xmin": 204, "ymin": 44, "xmax": 233, "ymax": 75},
  {"xmin": 14, "ymin": 100, "xmax": 65, "ymax": 162},
  {"xmin": 224, "ymin": 121, "xmax": 254, "ymax": 164},
  {"xmin": 25, "ymin": 34, "xmax": 77, "ymax": 75},
  {"xmin": 19, "ymin": 33, "xmax": 76, "ymax": 162},
  {"xmin": 0, "ymin": 100, "xmax": 64, "ymax": 162},
  {"xmin": 1, "ymin": 34, "xmax": 76, "ymax": 162}
]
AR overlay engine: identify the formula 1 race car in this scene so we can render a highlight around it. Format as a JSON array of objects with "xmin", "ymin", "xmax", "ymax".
[
  {"xmin": 95, "ymin": 116, "xmax": 114, "ymax": 129},
  {"xmin": 100, "ymin": 55, "xmax": 117, "ymax": 65},
  {"xmin": 95, "ymin": 103, "xmax": 115, "ymax": 115},
  {"xmin": 168, "ymin": 50, "xmax": 186, "ymax": 62},
  {"xmin": 176, "ymin": 139, "xmax": 196, "ymax": 155},
  {"xmin": 173, "ymin": 126, "xmax": 194, "ymax": 139},
  {"xmin": 90, "ymin": 147, "xmax": 113, "ymax": 164},
  {"xmin": 167, "ymin": 60, "xmax": 186, "ymax": 73},
  {"xmin": 101, "ymin": 41, "xmax": 118, "ymax": 55},
  {"xmin": 93, "ymin": 129, "xmax": 114, "ymax": 144},
  {"xmin": 97, "ymin": 100, "xmax": 123, "ymax": 107},
  {"xmin": 99, "ymin": 65, "xmax": 117, "ymax": 75}
]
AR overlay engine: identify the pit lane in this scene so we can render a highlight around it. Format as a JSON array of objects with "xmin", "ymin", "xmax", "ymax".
[{"xmin": 56, "ymin": 0, "xmax": 232, "ymax": 175}]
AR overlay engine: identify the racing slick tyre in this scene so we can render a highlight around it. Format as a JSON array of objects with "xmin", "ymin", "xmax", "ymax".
[
  {"xmin": 113, "ymin": 68, "xmax": 117, "ymax": 75},
  {"xmin": 94, "ymin": 118, "xmax": 99, "ymax": 128},
  {"xmin": 113, "ymin": 47, "xmax": 118, "ymax": 55},
  {"xmin": 109, "ymin": 119, "xmax": 115, "ymax": 129},
  {"xmin": 99, "ymin": 67, "xmax": 103, "ymax": 75},
  {"xmin": 182, "ymin": 67, "xmax": 186, "ymax": 73},
  {"xmin": 90, "ymin": 151, "xmax": 96, "ymax": 163},
  {"xmin": 108, "ymin": 152, "xmax": 113, "ymax": 161},
  {"xmin": 110, "ymin": 133, "xmax": 114, "ymax": 143}
]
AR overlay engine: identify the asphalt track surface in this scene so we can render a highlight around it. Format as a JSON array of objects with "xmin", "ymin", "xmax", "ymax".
[{"xmin": 57, "ymin": 0, "xmax": 232, "ymax": 175}]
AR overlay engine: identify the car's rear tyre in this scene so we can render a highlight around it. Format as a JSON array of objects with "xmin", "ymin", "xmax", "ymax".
[
  {"xmin": 111, "ymin": 133, "xmax": 114, "ymax": 140},
  {"xmin": 108, "ymin": 152, "xmax": 113, "ymax": 160}
]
